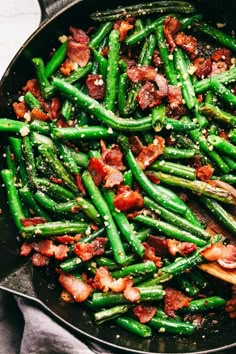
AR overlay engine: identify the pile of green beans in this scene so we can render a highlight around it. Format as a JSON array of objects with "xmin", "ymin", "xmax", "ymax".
[{"xmin": 1, "ymin": 0, "xmax": 235, "ymax": 340}]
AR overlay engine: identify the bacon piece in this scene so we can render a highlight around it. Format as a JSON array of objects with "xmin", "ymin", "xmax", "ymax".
[
  {"xmin": 143, "ymin": 242, "xmax": 162, "ymax": 268},
  {"xmin": 31, "ymin": 253, "xmax": 49, "ymax": 267},
  {"xmin": 225, "ymin": 298, "xmax": 236, "ymax": 318},
  {"xmin": 213, "ymin": 180, "xmax": 236, "ymax": 202},
  {"xmin": 137, "ymin": 81, "xmax": 164, "ymax": 110},
  {"xmin": 93, "ymin": 266, "xmax": 132, "ymax": 293},
  {"xmin": 54, "ymin": 235, "xmax": 77, "ymax": 245},
  {"xmin": 31, "ymin": 107, "xmax": 49, "ymax": 121},
  {"xmin": 101, "ymin": 143, "xmax": 124, "ymax": 171},
  {"xmin": 193, "ymin": 58, "xmax": 212, "ymax": 79},
  {"xmin": 124, "ymin": 287, "xmax": 140, "ymax": 302},
  {"xmin": 210, "ymin": 61, "xmax": 227, "ymax": 76},
  {"xmin": 88, "ymin": 157, "xmax": 106, "ymax": 186},
  {"xmin": 12, "ymin": 101, "xmax": 28, "ymax": 119},
  {"xmin": 50, "ymin": 97, "xmax": 61, "ymax": 120},
  {"xmin": 59, "ymin": 272, "xmax": 92, "ymax": 302},
  {"xmin": 113, "ymin": 18, "xmax": 134, "ymax": 41},
  {"xmin": 147, "ymin": 236, "xmax": 169, "ymax": 256},
  {"xmin": 103, "ymin": 165, "xmax": 124, "ymax": 188},
  {"xmin": 196, "ymin": 164, "xmax": 214, "ymax": 182},
  {"xmin": 166, "ymin": 102, "xmax": 187, "ymax": 119},
  {"xmin": 133, "ymin": 304, "xmax": 157, "ymax": 323},
  {"xmin": 145, "ymin": 171, "xmax": 160, "ymax": 185},
  {"xmin": 211, "ymin": 48, "xmax": 231, "ymax": 68},
  {"xmin": 53, "ymin": 244, "xmax": 69, "ymax": 260},
  {"xmin": 73, "ymin": 237, "xmax": 107, "ymax": 261},
  {"xmin": 155, "ymin": 73, "xmax": 168, "ymax": 96},
  {"xmin": 69, "ymin": 27, "xmax": 89, "ymax": 45},
  {"xmin": 152, "ymin": 50, "xmax": 162, "ymax": 68},
  {"xmin": 32, "ymin": 240, "xmax": 55, "ymax": 257},
  {"xmin": 86, "ymin": 74, "xmax": 105, "ymax": 100},
  {"xmin": 20, "ymin": 242, "xmax": 33, "ymax": 256},
  {"xmin": 136, "ymin": 136, "xmax": 165, "ymax": 170},
  {"xmin": 167, "ymin": 85, "xmax": 183, "ymax": 109},
  {"xmin": 164, "ymin": 287, "xmax": 191, "ymax": 317},
  {"xmin": 129, "ymin": 136, "xmax": 144, "ymax": 156},
  {"xmin": 218, "ymin": 244, "xmax": 236, "ymax": 269},
  {"xmin": 175, "ymin": 32, "xmax": 198, "ymax": 59},
  {"xmin": 56, "ymin": 117, "xmax": 70, "ymax": 128},
  {"xmin": 163, "ymin": 16, "xmax": 182, "ymax": 53},
  {"xmin": 166, "ymin": 239, "xmax": 197, "ymax": 257},
  {"xmin": 127, "ymin": 65, "xmax": 157, "ymax": 83},
  {"xmin": 67, "ymin": 38, "xmax": 90, "ymax": 67},
  {"xmin": 23, "ymin": 78, "xmax": 41, "ymax": 98},
  {"xmin": 114, "ymin": 185, "xmax": 143, "ymax": 212},
  {"xmin": 20, "ymin": 217, "xmax": 47, "ymax": 227},
  {"xmin": 75, "ymin": 173, "xmax": 86, "ymax": 195},
  {"xmin": 60, "ymin": 58, "xmax": 74, "ymax": 76},
  {"xmin": 201, "ymin": 242, "xmax": 224, "ymax": 262}
]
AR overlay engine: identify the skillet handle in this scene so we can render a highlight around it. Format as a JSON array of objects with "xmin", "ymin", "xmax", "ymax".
[{"xmin": 38, "ymin": 0, "xmax": 78, "ymax": 22}]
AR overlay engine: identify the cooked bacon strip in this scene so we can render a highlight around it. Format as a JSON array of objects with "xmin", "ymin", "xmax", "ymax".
[
  {"xmin": 163, "ymin": 16, "xmax": 182, "ymax": 53},
  {"xmin": 152, "ymin": 50, "xmax": 162, "ymax": 68},
  {"xmin": 75, "ymin": 173, "xmax": 86, "ymax": 195},
  {"xmin": 20, "ymin": 242, "xmax": 33, "ymax": 256},
  {"xmin": 155, "ymin": 73, "xmax": 168, "ymax": 96},
  {"xmin": 210, "ymin": 61, "xmax": 228, "ymax": 76},
  {"xmin": 137, "ymin": 82, "xmax": 164, "ymax": 110},
  {"xmin": 145, "ymin": 171, "xmax": 160, "ymax": 185},
  {"xmin": 32, "ymin": 240, "xmax": 55, "ymax": 257},
  {"xmin": 113, "ymin": 18, "xmax": 134, "ymax": 41},
  {"xmin": 12, "ymin": 101, "xmax": 29, "ymax": 119},
  {"xmin": 86, "ymin": 74, "xmax": 105, "ymax": 100},
  {"xmin": 164, "ymin": 287, "xmax": 191, "ymax": 317},
  {"xmin": 129, "ymin": 136, "xmax": 144, "ymax": 156},
  {"xmin": 143, "ymin": 242, "xmax": 162, "ymax": 268},
  {"xmin": 213, "ymin": 180, "xmax": 236, "ymax": 202},
  {"xmin": 31, "ymin": 253, "xmax": 49, "ymax": 267},
  {"xmin": 59, "ymin": 272, "xmax": 92, "ymax": 302},
  {"xmin": 175, "ymin": 32, "xmax": 198, "ymax": 59},
  {"xmin": 69, "ymin": 27, "xmax": 89, "ymax": 45},
  {"xmin": 211, "ymin": 48, "xmax": 231, "ymax": 68},
  {"xmin": 201, "ymin": 242, "xmax": 225, "ymax": 262},
  {"xmin": 67, "ymin": 39, "xmax": 90, "ymax": 67},
  {"xmin": 113, "ymin": 185, "xmax": 144, "ymax": 212},
  {"xmin": 50, "ymin": 97, "xmax": 61, "ymax": 120},
  {"xmin": 136, "ymin": 136, "xmax": 165, "ymax": 170},
  {"xmin": 93, "ymin": 266, "xmax": 132, "ymax": 293},
  {"xmin": 147, "ymin": 236, "xmax": 169, "ymax": 256},
  {"xmin": 124, "ymin": 286, "xmax": 140, "ymax": 302},
  {"xmin": 127, "ymin": 65, "xmax": 157, "ymax": 83},
  {"xmin": 73, "ymin": 237, "xmax": 107, "ymax": 261},
  {"xmin": 193, "ymin": 58, "xmax": 212, "ymax": 79},
  {"xmin": 23, "ymin": 78, "xmax": 41, "ymax": 98},
  {"xmin": 166, "ymin": 239, "xmax": 197, "ymax": 257},
  {"xmin": 54, "ymin": 235, "xmax": 78, "ymax": 245},
  {"xmin": 218, "ymin": 245, "xmax": 236, "ymax": 269},
  {"xmin": 101, "ymin": 142, "xmax": 124, "ymax": 171},
  {"xmin": 60, "ymin": 58, "xmax": 74, "ymax": 76},
  {"xmin": 20, "ymin": 217, "xmax": 47, "ymax": 227},
  {"xmin": 167, "ymin": 85, "xmax": 183, "ymax": 109},
  {"xmin": 53, "ymin": 244, "xmax": 70, "ymax": 261},
  {"xmin": 88, "ymin": 157, "xmax": 107, "ymax": 186},
  {"xmin": 103, "ymin": 164, "xmax": 124, "ymax": 188},
  {"xmin": 133, "ymin": 304, "xmax": 157, "ymax": 323},
  {"xmin": 196, "ymin": 164, "xmax": 214, "ymax": 182}
]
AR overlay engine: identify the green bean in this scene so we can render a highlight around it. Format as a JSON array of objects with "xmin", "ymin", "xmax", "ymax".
[
  {"xmin": 200, "ymin": 196, "xmax": 236, "ymax": 236},
  {"xmin": 118, "ymin": 73, "xmax": 129, "ymax": 116},
  {"xmin": 24, "ymin": 91, "xmax": 43, "ymax": 111},
  {"xmin": 75, "ymin": 197, "xmax": 101, "ymax": 225},
  {"xmin": 152, "ymin": 104, "xmax": 165, "ymax": 132},
  {"xmin": 19, "ymin": 186, "xmax": 51, "ymax": 221},
  {"xmin": 115, "ymin": 316, "xmax": 152, "ymax": 338},
  {"xmin": 5, "ymin": 146, "xmax": 17, "ymax": 180},
  {"xmin": 104, "ymin": 30, "xmax": 120, "ymax": 111},
  {"xmin": 175, "ymin": 276, "xmax": 200, "ymax": 297},
  {"xmin": 53, "ymin": 77, "xmax": 152, "ymax": 132},
  {"xmin": 89, "ymin": 22, "xmax": 113, "ymax": 48},
  {"xmin": 21, "ymin": 220, "xmax": 89, "ymax": 239},
  {"xmin": 142, "ymin": 33, "xmax": 157, "ymax": 66},
  {"xmin": 229, "ymin": 129, "xmax": 236, "ymax": 144},
  {"xmin": 0, "ymin": 118, "xmax": 30, "ymax": 135},
  {"xmin": 123, "ymin": 170, "xmax": 133, "ymax": 188},
  {"xmin": 194, "ymin": 67, "xmax": 236, "ymax": 94},
  {"xmin": 143, "ymin": 197, "xmax": 210, "ymax": 240},
  {"xmin": 200, "ymin": 103, "xmax": 236, "ymax": 127},
  {"xmin": 64, "ymin": 62, "xmax": 93, "ymax": 85},
  {"xmin": 34, "ymin": 190, "xmax": 56, "ymax": 210},
  {"xmin": 69, "ymin": 149, "xmax": 89, "ymax": 168},
  {"xmin": 149, "ymin": 316, "xmax": 194, "ymax": 336},
  {"xmin": 45, "ymin": 41, "xmax": 67, "ymax": 78},
  {"xmin": 111, "ymin": 261, "xmax": 156, "ymax": 279},
  {"xmin": 29, "ymin": 120, "xmax": 51, "ymax": 135},
  {"xmin": 210, "ymin": 81, "xmax": 236, "ymax": 107},
  {"xmin": 208, "ymin": 135, "xmax": 236, "ymax": 158},
  {"xmin": 94, "ymin": 305, "xmax": 130, "ymax": 324},
  {"xmin": 211, "ymin": 174, "xmax": 236, "ymax": 185},
  {"xmin": 162, "ymin": 146, "xmax": 196, "ymax": 160},
  {"xmin": 193, "ymin": 21, "xmax": 236, "ymax": 52},
  {"xmin": 91, "ymin": 48, "xmax": 107, "ymax": 79},
  {"xmin": 33, "ymin": 177, "xmax": 75, "ymax": 201},
  {"xmin": 61, "ymin": 100, "xmax": 73, "ymax": 122},
  {"xmin": 179, "ymin": 296, "xmax": 226, "ymax": 314},
  {"xmin": 60, "ymin": 256, "xmax": 83, "ymax": 272},
  {"xmin": 30, "ymin": 132, "xmax": 57, "ymax": 152},
  {"xmin": 180, "ymin": 14, "xmax": 203, "ymax": 29},
  {"xmin": 222, "ymin": 155, "xmax": 236, "ymax": 171},
  {"xmin": 22, "ymin": 136, "xmax": 36, "ymax": 187},
  {"xmin": 134, "ymin": 214, "xmax": 207, "ymax": 246},
  {"xmin": 1, "ymin": 169, "xmax": 25, "ymax": 230},
  {"xmin": 52, "ymin": 126, "xmax": 117, "ymax": 140},
  {"xmin": 82, "ymin": 170, "xmax": 126, "ymax": 264},
  {"xmin": 150, "ymin": 160, "xmax": 196, "ymax": 180},
  {"xmin": 151, "ymin": 171, "xmax": 235, "ymax": 205},
  {"xmin": 189, "ymin": 269, "xmax": 208, "ymax": 290},
  {"xmin": 9, "ymin": 137, "xmax": 28, "ymax": 187},
  {"xmin": 32, "ymin": 58, "xmax": 54, "ymax": 98},
  {"xmin": 57, "ymin": 143, "xmax": 80, "ymax": 175}
]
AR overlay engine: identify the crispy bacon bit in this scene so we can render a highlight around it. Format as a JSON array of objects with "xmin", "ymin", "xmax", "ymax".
[
  {"xmin": 129, "ymin": 136, "xmax": 144, "ymax": 156},
  {"xmin": 69, "ymin": 27, "xmax": 89, "ymax": 45},
  {"xmin": 60, "ymin": 58, "xmax": 74, "ymax": 76},
  {"xmin": 211, "ymin": 48, "xmax": 231, "ymax": 68},
  {"xmin": 113, "ymin": 18, "xmax": 134, "ymax": 41},
  {"xmin": 88, "ymin": 157, "xmax": 106, "ymax": 186},
  {"xmin": 213, "ymin": 180, "xmax": 236, "ymax": 202},
  {"xmin": 20, "ymin": 217, "xmax": 47, "ymax": 227},
  {"xmin": 53, "ymin": 244, "xmax": 69, "ymax": 261},
  {"xmin": 218, "ymin": 244, "xmax": 236, "ymax": 269},
  {"xmin": 12, "ymin": 101, "xmax": 28, "ymax": 119},
  {"xmin": 193, "ymin": 58, "xmax": 212, "ymax": 79},
  {"xmin": 218, "ymin": 129, "xmax": 228, "ymax": 140},
  {"xmin": 201, "ymin": 242, "xmax": 225, "ymax": 262},
  {"xmin": 101, "ymin": 143, "xmax": 124, "ymax": 171},
  {"xmin": 56, "ymin": 117, "xmax": 70, "ymax": 128},
  {"xmin": 133, "ymin": 304, "xmax": 157, "ymax": 323},
  {"xmin": 175, "ymin": 32, "xmax": 198, "ymax": 59},
  {"xmin": 75, "ymin": 173, "xmax": 86, "ymax": 194},
  {"xmin": 145, "ymin": 171, "xmax": 160, "ymax": 184},
  {"xmin": 163, "ymin": 16, "xmax": 182, "ymax": 53},
  {"xmin": 137, "ymin": 82, "xmax": 163, "ymax": 110},
  {"xmin": 127, "ymin": 65, "xmax": 157, "ymax": 83},
  {"xmin": 20, "ymin": 242, "xmax": 33, "ymax": 256},
  {"xmin": 32, "ymin": 240, "xmax": 55, "ymax": 257},
  {"xmin": 225, "ymin": 298, "xmax": 236, "ymax": 318},
  {"xmin": 196, "ymin": 164, "xmax": 214, "ymax": 181},
  {"xmin": 164, "ymin": 287, "xmax": 191, "ymax": 317},
  {"xmin": 167, "ymin": 85, "xmax": 183, "ymax": 109},
  {"xmin": 59, "ymin": 272, "xmax": 92, "ymax": 302},
  {"xmin": 103, "ymin": 165, "xmax": 124, "ymax": 188},
  {"xmin": 31, "ymin": 107, "xmax": 49, "ymax": 121},
  {"xmin": 86, "ymin": 74, "xmax": 105, "ymax": 100},
  {"xmin": 54, "ymin": 235, "xmax": 78, "ymax": 245},
  {"xmin": 124, "ymin": 286, "xmax": 140, "ymax": 302},
  {"xmin": 143, "ymin": 242, "xmax": 162, "ymax": 268},
  {"xmin": 31, "ymin": 253, "xmax": 49, "ymax": 267},
  {"xmin": 136, "ymin": 136, "xmax": 165, "ymax": 170},
  {"xmin": 210, "ymin": 61, "xmax": 227, "ymax": 76},
  {"xmin": 166, "ymin": 102, "xmax": 187, "ymax": 119},
  {"xmin": 50, "ymin": 97, "xmax": 61, "ymax": 120},
  {"xmin": 155, "ymin": 73, "xmax": 168, "ymax": 96},
  {"xmin": 166, "ymin": 239, "xmax": 197, "ymax": 257},
  {"xmin": 152, "ymin": 50, "xmax": 162, "ymax": 68},
  {"xmin": 114, "ymin": 185, "xmax": 144, "ymax": 212},
  {"xmin": 73, "ymin": 237, "xmax": 107, "ymax": 261},
  {"xmin": 50, "ymin": 176, "xmax": 64, "ymax": 185},
  {"xmin": 67, "ymin": 39, "xmax": 90, "ymax": 67},
  {"xmin": 93, "ymin": 266, "xmax": 132, "ymax": 293},
  {"xmin": 147, "ymin": 236, "xmax": 169, "ymax": 256},
  {"xmin": 23, "ymin": 78, "xmax": 41, "ymax": 98}
]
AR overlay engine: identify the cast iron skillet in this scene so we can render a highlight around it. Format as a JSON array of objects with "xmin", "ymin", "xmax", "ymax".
[{"xmin": 0, "ymin": 1, "xmax": 235, "ymax": 353}]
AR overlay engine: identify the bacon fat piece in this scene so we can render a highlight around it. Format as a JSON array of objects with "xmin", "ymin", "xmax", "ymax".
[{"xmin": 59, "ymin": 272, "xmax": 92, "ymax": 302}]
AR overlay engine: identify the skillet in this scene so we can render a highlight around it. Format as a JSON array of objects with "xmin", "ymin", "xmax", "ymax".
[{"xmin": 0, "ymin": 0, "xmax": 235, "ymax": 353}]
